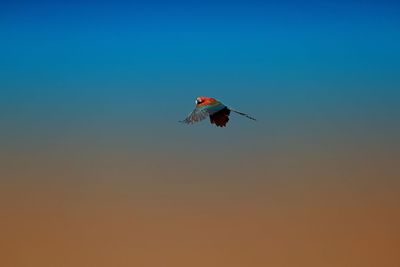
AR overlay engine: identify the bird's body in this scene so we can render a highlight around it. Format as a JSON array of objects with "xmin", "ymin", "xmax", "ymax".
[{"xmin": 180, "ymin": 96, "xmax": 256, "ymax": 127}]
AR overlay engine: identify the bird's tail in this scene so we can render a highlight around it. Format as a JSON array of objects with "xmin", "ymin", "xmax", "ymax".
[{"xmin": 230, "ymin": 109, "xmax": 257, "ymax": 121}]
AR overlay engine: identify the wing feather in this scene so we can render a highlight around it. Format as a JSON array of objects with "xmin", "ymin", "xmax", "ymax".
[
  {"xmin": 180, "ymin": 106, "xmax": 210, "ymax": 124},
  {"xmin": 180, "ymin": 101, "xmax": 227, "ymax": 125}
]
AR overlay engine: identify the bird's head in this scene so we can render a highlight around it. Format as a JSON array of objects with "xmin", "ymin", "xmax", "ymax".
[{"xmin": 195, "ymin": 96, "xmax": 215, "ymax": 105}]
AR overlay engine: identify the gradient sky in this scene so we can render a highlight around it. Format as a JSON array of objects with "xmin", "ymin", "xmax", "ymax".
[
  {"xmin": 1, "ymin": 0, "xmax": 400, "ymax": 183},
  {"xmin": 1, "ymin": 2, "xmax": 400, "ymax": 266},
  {"xmin": 1, "ymin": 1, "xmax": 399, "ymax": 131},
  {"xmin": 1, "ymin": 0, "xmax": 399, "ymax": 169}
]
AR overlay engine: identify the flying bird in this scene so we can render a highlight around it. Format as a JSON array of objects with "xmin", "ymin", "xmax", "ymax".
[{"xmin": 180, "ymin": 96, "xmax": 256, "ymax": 127}]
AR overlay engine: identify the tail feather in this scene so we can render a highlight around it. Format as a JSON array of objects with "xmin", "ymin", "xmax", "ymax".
[{"xmin": 230, "ymin": 109, "xmax": 257, "ymax": 121}]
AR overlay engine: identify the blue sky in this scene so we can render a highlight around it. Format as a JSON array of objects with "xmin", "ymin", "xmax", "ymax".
[{"xmin": 1, "ymin": 0, "xmax": 399, "ymax": 142}]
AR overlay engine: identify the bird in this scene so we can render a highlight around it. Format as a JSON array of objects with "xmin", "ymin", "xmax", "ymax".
[{"xmin": 180, "ymin": 96, "xmax": 256, "ymax": 127}]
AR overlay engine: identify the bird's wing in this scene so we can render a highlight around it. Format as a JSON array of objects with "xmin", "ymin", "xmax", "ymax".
[{"xmin": 180, "ymin": 106, "xmax": 210, "ymax": 124}]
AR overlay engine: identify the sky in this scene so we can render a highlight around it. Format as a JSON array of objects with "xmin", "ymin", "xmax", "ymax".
[
  {"xmin": 1, "ymin": 1, "xmax": 399, "ymax": 123},
  {"xmin": 1, "ymin": 1, "xmax": 400, "ymax": 266}
]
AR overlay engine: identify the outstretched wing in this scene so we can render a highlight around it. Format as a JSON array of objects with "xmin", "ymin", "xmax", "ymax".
[
  {"xmin": 180, "ymin": 100, "xmax": 227, "ymax": 125},
  {"xmin": 180, "ymin": 106, "xmax": 210, "ymax": 124}
]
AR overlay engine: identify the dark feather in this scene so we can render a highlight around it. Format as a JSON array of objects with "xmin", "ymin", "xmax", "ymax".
[{"xmin": 209, "ymin": 107, "xmax": 231, "ymax": 127}]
